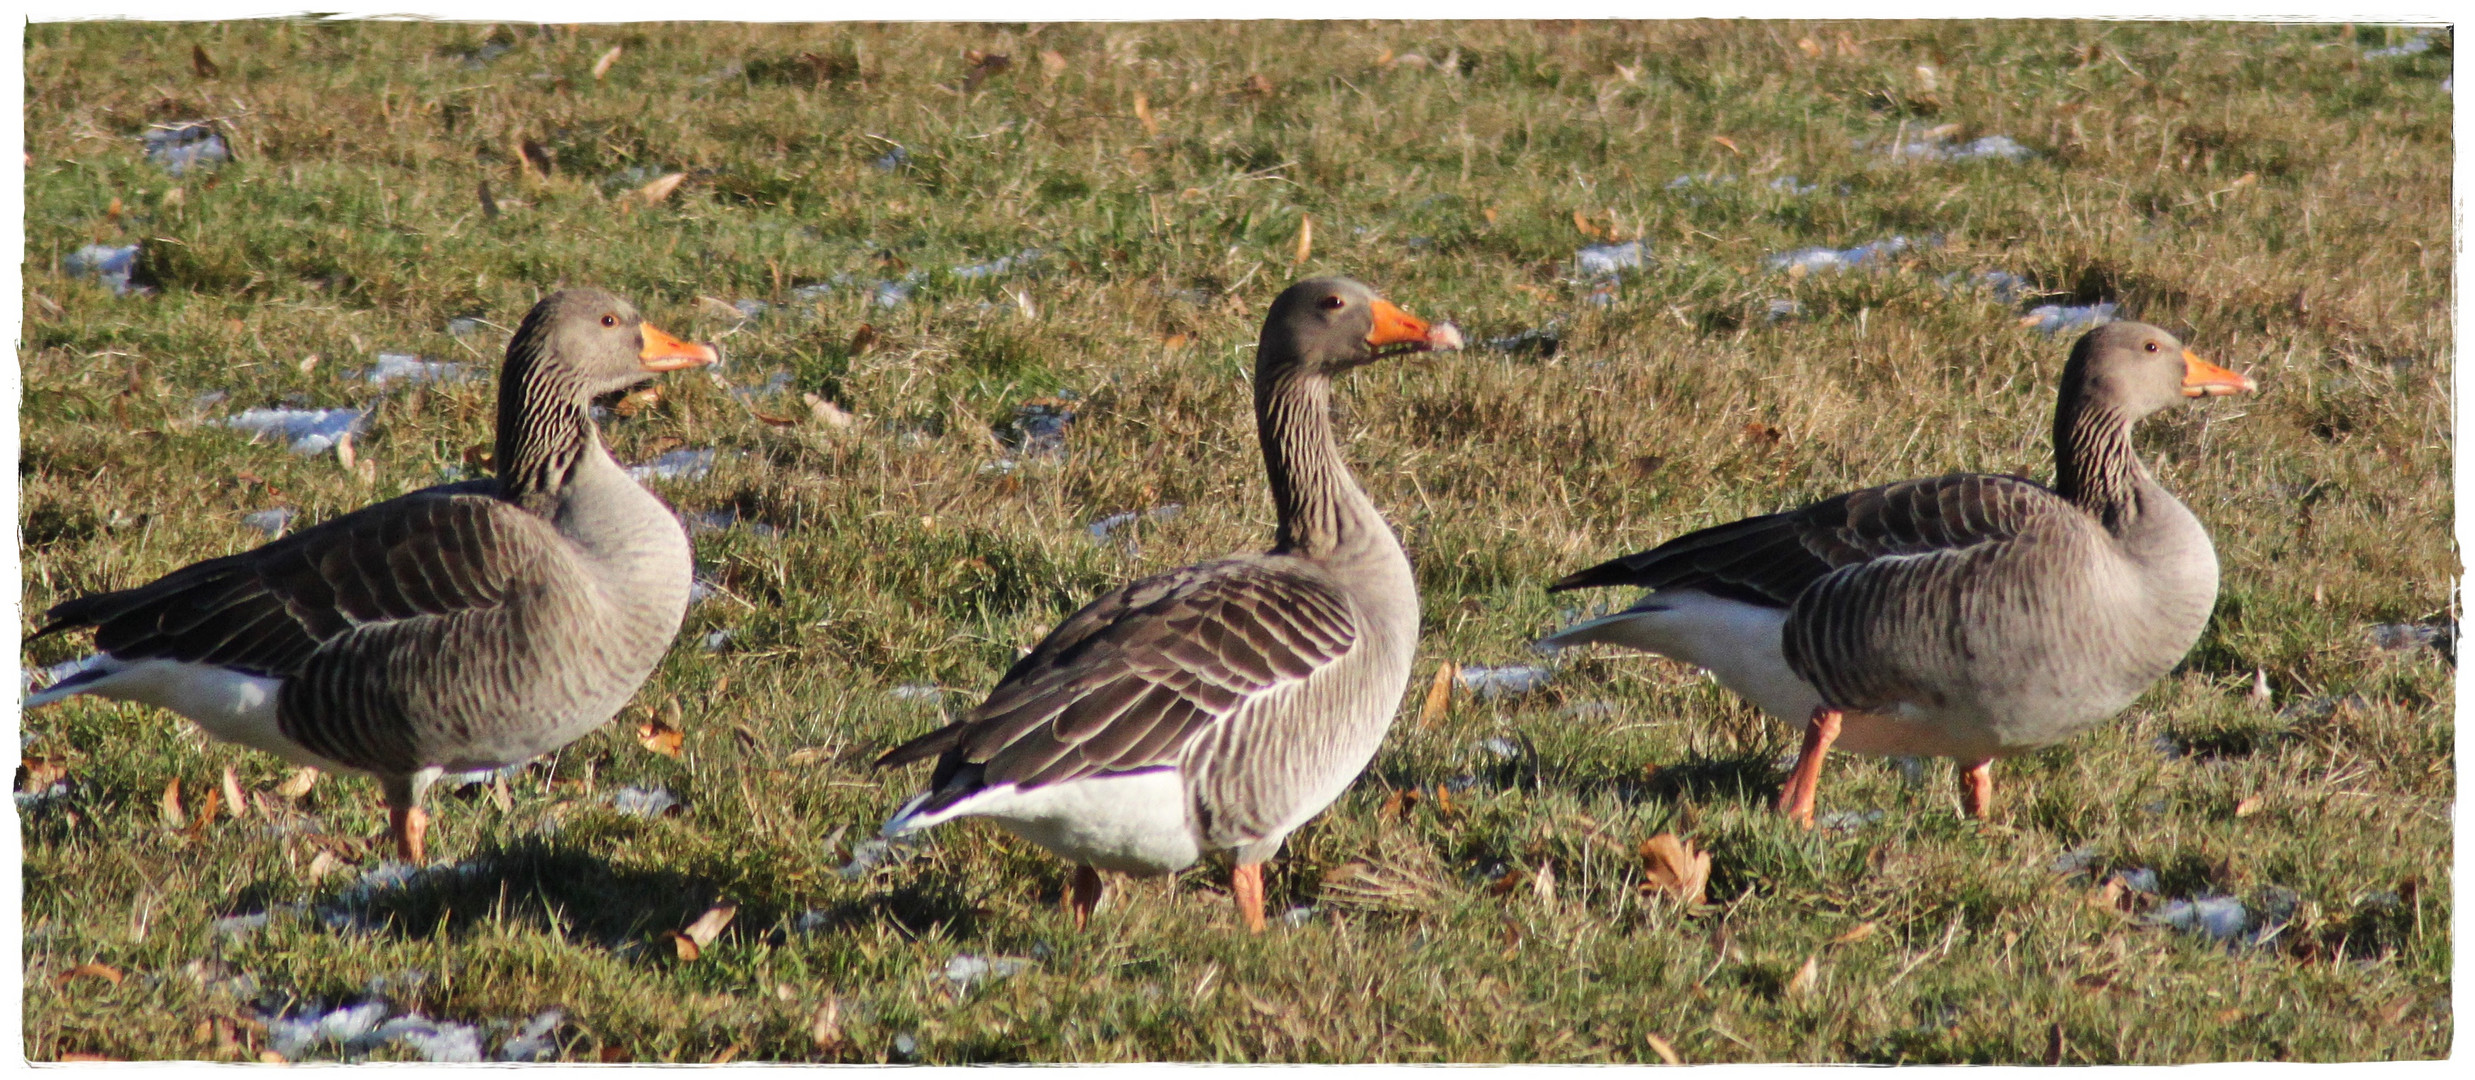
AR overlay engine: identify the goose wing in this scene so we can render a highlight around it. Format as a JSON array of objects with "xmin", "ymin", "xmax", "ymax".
[
  {"xmin": 878, "ymin": 556, "xmax": 1359, "ymax": 801},
  {"xmin": 33, "ymin": 484, "xmax": 569, "ymax": 682},
  {"xmin": 1549, "ymin": 472, "xmax": 2064, "ymax": 609}
]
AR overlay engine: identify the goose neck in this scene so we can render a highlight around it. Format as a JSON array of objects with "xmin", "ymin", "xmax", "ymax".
[
  {"xmin": 2052, "ymin": 393, "xmax": 2155, "ymax": 534},
  {"xmin": 495, "ymin": 353, "xmax": 601, "ymax": 514},
  {"xmin": 1257, "ymin": 366, "xmax": 1382, "ymax": 558}
]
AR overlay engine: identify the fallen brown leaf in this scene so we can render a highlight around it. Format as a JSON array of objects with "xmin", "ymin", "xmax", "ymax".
[
  {"xmin": 1711, "ymin": 134, "xmax": 1741, "ymax": 154},
  {"xmin": 1784, "ymin": 953, "xmax": 1819, "ymax": 997},
  {"xmin": 56, "ymin": 962, "xmax": 124, "ymax": 988},
  {"xmin": 306, "ymin": 849, "xmax": 345, "ymax": 882},
  {"xmin": 592, "ymin": 45, "xmax": 622, "ymax": 80},
  {"xmin": 1376, "ymin": 786, "xmax": 1421, "ymax": 820},
  {"xmin": 477, "ymin": 178, "xmax": 500, "ymax": 219},
  {"xmin": 1638, "ymin": 833, "xmax": 1711, "ymax": 906},
  {"xmin": 613, "ymin": 386, "xmax": 661, "ymax": 417},
  {"xmin": 810, "ymin": 998, "xmax": 846, "ymax": 1052},
  {"xmin": 637, "ymin": 701, "xmax": 685, "ymax": 758},
  {"xmin": 1827, "ymin": 920, "xmax": 1878, "ymax": 946},
  {"xmin": 785, "ymin": 747, "xmax": 832, "ymax": 767},
  {"xmin": 671, "ymin": 900, "xmax": 740, "ymax": 961},
  {"xmin": 2234, "ymin": 795, "xmax": 2263, "ymax": 818},
  {"xmin": 848, "ymin": 324, "xmax": 879, "ymax": 353},
  {"xmin": 192, "ymin": 44, "xmax": 220, "ymax": 79},
  {"xmin": 1796, "ymin": 37, "xmax": 1823, "ymax": 58},
  {"xmin": 696, "ymin": 295, "xmax": 746, "ymax": 321},
  {"xmin": 1293, "ymin": 213, "xmax": 1313, "ymax": 264},
  {"xmin": 634, "ymin": 172, "xmax": 688, "ymax": 206},
  {"xmin": 1741, "ymin": 421, "xmax": 1783, "ymax": 446},
  {"xmin": 1532, "ymin": 860, "xmax": 1558, "ymax": 906},
  {"xmin": 1133, "ymin": 92, "xmax": 1158, "ymax": 137},
  {"xmin": 1643, "ymin": 1032, "xmax": 1681, "ymax": 1065},
  {"xmin": 751, "ymin": 409, "xmax": 801, "ymax": 428},
  {"xmin": 1572, "ymin": 209, "xmax": 1605, "ymax": 239},
  {"xmin": 2214, "ymin": 1008, "xmax": 2244, "ymax": 1024},
  {"xmin": 274, "ymin": 767, "xmax": 320, "ymax": 800},
  {"xmin": 1038, "ymin": 49, "xmax": 1067, "ymax": 78},
  {"xmin": 221, "ymin": 766, "xmax": 249, "ymax": 820},
  {"xmin": 1418, "ymin": 662, "xmax": 1457, "ymax": 726},
  {"xmin": 184, "ymin": 787, "xmax": 223, "ymax": 838},
  {"xmin": 160, "ymin": 778, "xmax": 187, "ymax": 829}
]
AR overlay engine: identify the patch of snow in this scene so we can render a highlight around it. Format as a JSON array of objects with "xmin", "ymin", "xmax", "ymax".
[
  {"xmin": 1574, "ymin": 240, "xmax": 1647, "ymax": 277},
  {"xmin": 951, "ymin": 249, "xmax": 1043, "ymax": 280},
  {"xmin": 626, "ymin": 448, "xmax": 715, "ymax": 481},
  {"xmin": 2020, "ymin": 302, "xmax": 2118, "ymax": 336},
  {"xmin": 607, "ymin": 786, "xmax": 681, "ymax": 817},
  {"xmin": 497, "ymin": 1010, "xmax": 564, "ymax": 1062},
  {"xmin": 2365, "ymin": 34, "xmax": 2434, "ymax": 58},
  {"xmin": 943, "ymin": 953, "xmax": 1032, "ymax": 992},
  {"xmin": 64, "ymin": 244, "xmax": 144, "ymax": 295},
  {"xmin": 2151, "ymin": 895, "xmax": 2249, "ymax": 941},
  {"xmin": 143, "ymin": 122, "xmax": 231, "ymax": 176},
  {"xmin": 243, "ymin": 507, "xmax": 296, "ymax": 537},
  {"xmin": 1457, "ymin": 664, "xmax": 1553, "ymax": 699},
  {"xmin": 1767, "ymin": 235, "xmax": 1921, "ymax": 274},
  {"xmin": 225, "ymin": 407, "xmax": 367, "ymax": 455},
  {"xmin": 1888, "ymin": 132, "xmax": 2035, "ymax": 163},
  {"xmin": 836, "ymin": 837, "xmax": 920, "ymax": 880},
  {"xmin": 1088, "ymin": 504, "xmax": 1183, "ymax": 543},
  {"xmin": 364, "ymin": 353, "xmax": 472, "ymax": 386}
]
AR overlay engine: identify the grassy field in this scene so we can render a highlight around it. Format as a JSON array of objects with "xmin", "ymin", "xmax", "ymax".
[{"xmin": 15, "ymin": 18, "xmax": 2454, "ymax": 1063}]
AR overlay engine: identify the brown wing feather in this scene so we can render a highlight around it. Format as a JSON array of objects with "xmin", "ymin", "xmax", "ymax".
[
  {"xmin": 1549, "ymin": 472, "xmax": 2059, "ymax": 608},
  {"xmin": 878, "ymin": 557, "xmax": 1360, "ymax": 807},
  {"xmin": 33, "ymin": 481, "xmax": 552, "ymax": 681}
]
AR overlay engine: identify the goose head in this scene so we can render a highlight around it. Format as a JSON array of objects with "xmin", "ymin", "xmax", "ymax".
[
  {"xmin": 2063, "ymin": 320, "xmax": 2255, "ymax": 420},
  {"xmin": 507, "ymin": 287, "xmax": 719, "ymax": 401},
  {"xmin": 1257, "ymin": 277, "xmax": 1463, "ymax": 379}
]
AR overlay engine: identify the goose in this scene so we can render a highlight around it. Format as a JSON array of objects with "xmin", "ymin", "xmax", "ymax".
[
  {"xmin": 23, "ymin": 288, "xmax": 717, "ymax": 862},
  {"xmin": 1539, "ymin": 322, "xmax": 2254, "ymax": 825},
  {"xmin": 876, "ymin": 277, "xmax": 1461, "ymax": 932}
]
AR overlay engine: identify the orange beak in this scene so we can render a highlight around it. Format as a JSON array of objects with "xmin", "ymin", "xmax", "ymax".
[
  {"xmin": 640, "ymin": 322, "xmax": 719, "ymax": 372},
  {"xmin": 1366, "ymin": 299, "xmax": 1434, "ymax": 351},
  {"xmin": 2180, "ymin": 348, "xmax": 2255, "ymax": 397}
]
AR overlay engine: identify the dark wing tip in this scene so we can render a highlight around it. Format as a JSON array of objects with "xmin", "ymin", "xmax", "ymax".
[
  {"xmin": 1546, "ymin": 554, "xmax": 1649, "ymax": 593},
  {"xmin": 874, "ymin": 723, "xmax": 964, "ymax": 770}
]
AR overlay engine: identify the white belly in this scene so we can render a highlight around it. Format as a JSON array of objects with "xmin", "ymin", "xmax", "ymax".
[
  {"xmin": 1542, "ymin": 592, "xmax": 2023, "ymax": 761},
  {"xmin": 26, "ymin": 656, "xmax": 355, "ymax": 774},
  {"xmin": 1541, "ymin": 592, "xmax": 1821, "ymax": 722},
  {"xmin": 884, "ymin": 768, "xmax": 1200, "ymax": 876}
]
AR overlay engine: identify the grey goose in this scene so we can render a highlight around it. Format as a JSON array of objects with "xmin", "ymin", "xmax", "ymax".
[
  {"xmin": 25, "ymin": 288, "xmax": 717, "ymax": 862},
  {"xmin": 877, "ymin": 277, "xmax": 1462, "ymax": 932},
  {"xmin": 1540, "ymin": 322, "xmax": 2255, "ymax": 825}
]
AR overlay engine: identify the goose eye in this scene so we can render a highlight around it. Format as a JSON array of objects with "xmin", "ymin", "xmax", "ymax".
[
  {"xmin": 1318, "ymin": 295, "xmax": 1345, "ymax": 310},
  {"xmin": 602, "ymin": 314, "xmax": 619, "ymax": 328},
  {"xmin": 2144, "ymin": 341, "xmax": 2160, "ymax": 352}
]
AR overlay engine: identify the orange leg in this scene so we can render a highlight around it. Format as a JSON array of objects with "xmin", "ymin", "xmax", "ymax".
[
  {"xmin": 1063, "ymin": 865, "xmax": 1105, "ymax": 930},
  {"xmin": 1231, "ymin": 862, "xmax": 1267, "ymax": 934},
  {"xmin": 1777, "ymin": 706, "xmax": 1844, "ymax": 829},
  {"xmin": 1959, "ymin": 759, "xmax": 1994, "ymax": 819},
  {"xmin": 390, "ymin": 803, "xmax": 429, "ymax": 864}
]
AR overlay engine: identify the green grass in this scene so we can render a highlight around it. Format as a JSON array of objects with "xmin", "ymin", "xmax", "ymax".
[{"xmin": 18, "ymin": 18, "xmax": 2453, "ymax": 1063}]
